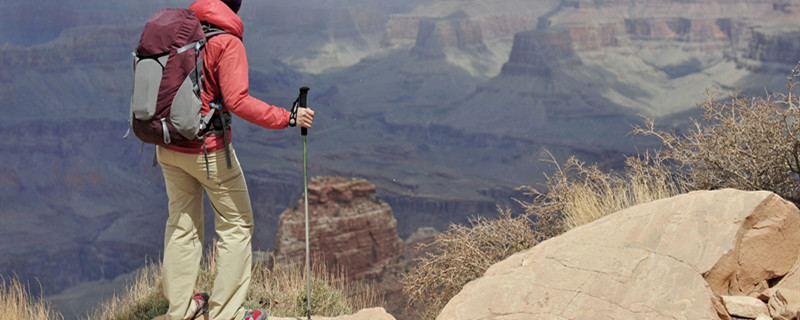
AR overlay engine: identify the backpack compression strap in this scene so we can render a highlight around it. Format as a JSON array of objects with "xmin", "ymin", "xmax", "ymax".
[{"xmin": 200, "ymin": 101, "xmax": 232, "ymax": 179}]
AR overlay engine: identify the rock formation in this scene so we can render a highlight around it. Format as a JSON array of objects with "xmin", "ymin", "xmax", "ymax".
[
  {"xmin": 417, "ymin": 0, "xmax": 800, "ymax": 138},
  {"xmin": 766, "ymin": 256, "xmax": 800, "ymax": 320},
  {"xmin": 382, "ymin": 0, "xmax": 555, "ymax": 50},
  {"xmin": 438, "ymin": 189, "xmax": 800, "ymax": 320},
  {"xmin": 382, "ymin": 0, "xmax": 557, "ymax": 76},
  {"xmin": 272, "ymin": 176, "xmax": 403, "ymax": 281}
]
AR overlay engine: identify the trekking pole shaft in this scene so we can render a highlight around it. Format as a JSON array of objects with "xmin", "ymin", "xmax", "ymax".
[
  {"xmin": 303, "ymin": 135, "xmax": 311, "ymax": 320},
  {"xmin": 297, "ymin": 86, "xmax": 311, "ymax": 320}
]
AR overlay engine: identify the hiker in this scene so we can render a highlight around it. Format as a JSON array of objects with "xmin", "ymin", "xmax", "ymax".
[{"xmin": 157, "ymin": 0, "xmax": 314, "ymax": 319}]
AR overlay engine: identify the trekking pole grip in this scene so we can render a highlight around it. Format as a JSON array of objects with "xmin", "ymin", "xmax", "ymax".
[{"xmin": 298, "ymin": 86, "xmax": 310, "ymax": 136}]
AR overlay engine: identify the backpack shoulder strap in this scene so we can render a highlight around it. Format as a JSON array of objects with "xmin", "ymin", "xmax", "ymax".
[
  {"xmin": 175, "ymin": 24, "xmax": 229, "ymax": 55},
  {"xmin": 205, "ymin": 29, "xmax": 227, "ymax": 38},
  {"xmin": 201, "ymin": 23, "xmax": 228, "ymax": 39}
]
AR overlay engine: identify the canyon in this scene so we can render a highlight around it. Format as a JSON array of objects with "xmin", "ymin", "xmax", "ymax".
[{"xmin": 0, "ymin": 0, "xmax": 797, "ymax": 317}]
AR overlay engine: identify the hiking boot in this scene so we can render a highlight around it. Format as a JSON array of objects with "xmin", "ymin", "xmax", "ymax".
[
  {"xmin": 190, "ymin": 293, "xmax": 210, "ymax": 318},
  {"xmin": 243, "ymin": 309, "xmax": 269, "ymax": 320}
]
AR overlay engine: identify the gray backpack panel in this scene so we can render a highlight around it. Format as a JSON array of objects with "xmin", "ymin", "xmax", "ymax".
[
  {"xmin": 131, "ymin": 55, "xmax": 169, "ymax": 121},
  {"xmin": 170, "ymin": 62, "xmax": 205, "ymax": 141}
]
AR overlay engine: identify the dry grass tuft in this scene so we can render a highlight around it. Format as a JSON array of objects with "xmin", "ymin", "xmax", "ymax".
[
  {"xmin": 85, "ymin": 259, "xmax": 166, "ymax": 320},
  {"xmin": 517, "ymin": 150, "xmax": 688, "ymax": 231},
  {"xmin": 248, "ymin": 258, "xmax": 383, "ymax": 317},
  {"xmin": 0, "ymin": 275, "xmax": 64, "ymax": 320}
]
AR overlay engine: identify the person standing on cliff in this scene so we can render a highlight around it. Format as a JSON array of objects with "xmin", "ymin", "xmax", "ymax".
[{"xmin": 157, "ymin": 0, "xmax": 314, "ymax": 319}]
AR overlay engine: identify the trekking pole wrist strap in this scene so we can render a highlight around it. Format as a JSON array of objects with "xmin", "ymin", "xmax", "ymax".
[{"xmin": 289, "ymin": 100, "xmax": 299, "ymax": 127}]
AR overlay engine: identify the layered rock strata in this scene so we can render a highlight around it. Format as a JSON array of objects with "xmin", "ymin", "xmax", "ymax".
[{"xmin": 272, "ymin": 176, "xmax": 403, "ymax": 281}]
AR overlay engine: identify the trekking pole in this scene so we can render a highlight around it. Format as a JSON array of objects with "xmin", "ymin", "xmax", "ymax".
[{"xmin": 293, "ymin": 86, "xmax": 313, "ymax": 320}]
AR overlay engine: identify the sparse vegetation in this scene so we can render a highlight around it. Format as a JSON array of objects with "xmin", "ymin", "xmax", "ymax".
[
  {"xmin": 89, "ymin": 246, "xmax": 381, "ymax": 319},
  {"xmin": 402, "ymin": 63, "xmax": 800, "ymax": 319},
  {"xmin": 0, "ymin": 275, "xmax": 64, "ymax": 320}
]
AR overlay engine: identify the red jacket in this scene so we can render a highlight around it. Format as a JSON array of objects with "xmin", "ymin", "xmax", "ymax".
[{"xmin": 165, "ymin": 0, "xmax": 290, "ymax": 154}]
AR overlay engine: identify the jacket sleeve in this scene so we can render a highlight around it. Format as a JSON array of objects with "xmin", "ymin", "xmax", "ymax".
[{"xmin": 216, "ymin": 36, "xmax": 290, "ymax": 129}]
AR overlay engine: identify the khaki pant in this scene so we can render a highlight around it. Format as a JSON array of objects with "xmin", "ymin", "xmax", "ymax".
[{"xmin": 157, "ymin": 145, "xmax": 252, "ymax": 320}]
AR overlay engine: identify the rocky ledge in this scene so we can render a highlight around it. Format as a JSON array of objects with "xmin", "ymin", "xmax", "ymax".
[{"xmin": 439, "ymin": 189, "xmax": 800, "ymax": 320}]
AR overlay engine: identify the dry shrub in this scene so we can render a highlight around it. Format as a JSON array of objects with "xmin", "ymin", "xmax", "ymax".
[
  {"xmin": 0, "ymin": 275, "xmax": 64, "ymax": 320},
  {"xmin": 247, "ymin": 257, "xmax": 382, "ymax": 317},
  {"xmin": 632, "ymin": 62, "xmax": 800, "ymax": 204},
  {"xmin": 524, "ymin": 62, "xmax": 800, "ymax": 231},
  {"xmin": 400, "ymin": 207, "xmax": 538, "ymax": 319}
]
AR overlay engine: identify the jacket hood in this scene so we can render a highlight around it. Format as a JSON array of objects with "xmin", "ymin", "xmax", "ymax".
[{"xmin": 189, "ymin": 0, "xmax": 244, "ymax": 39}]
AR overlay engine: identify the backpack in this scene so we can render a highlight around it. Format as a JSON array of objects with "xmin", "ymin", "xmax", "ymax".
[
  {"xmin": 127, "ymin": 8, "xmax": 229, "ymax": 149},
  {"xmin": 126, "ymin": 8, "xmax": 232, "ymax": 176}
]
